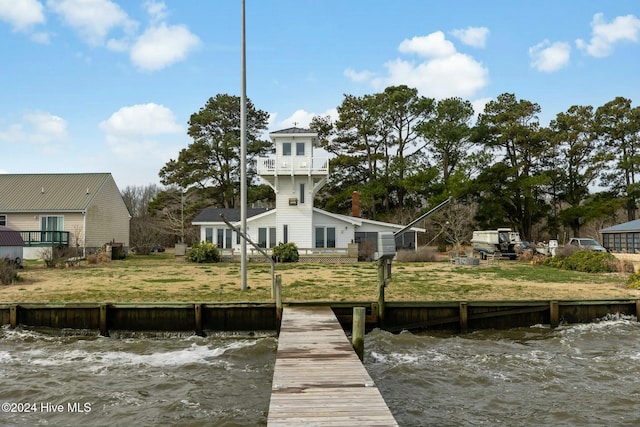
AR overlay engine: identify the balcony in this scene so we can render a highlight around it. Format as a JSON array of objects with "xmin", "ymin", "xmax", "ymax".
[
  {"xmin": 257, "ymin": 156, "xmax": 329, "ymax": 176},
  {"xmin": 20, "ymin": 231, "xmax": 70, "ymax": 247}
]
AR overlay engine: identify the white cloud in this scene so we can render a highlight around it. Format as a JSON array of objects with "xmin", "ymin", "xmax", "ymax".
[
  {"xmin": 129, "ymin": 23, "xmax": 200, "ymax": 71},
  {"xmin": 0, "ymin": 111, "xmax": 68, "ymax": 145},
  {"xmin": 346, "ymin": 31, "xmax": 489, "ymax": 99},
  {"xmin": 451, "ymin": 26, "xmax": 489, "ymax": 48},
  {"xmin": 0, "ymin": 0, "xmax": 45, "ymax": 31},
  {"xmin": 31, "ymin": 31, "xmax": 51, "ymax": 44},
  {"xmin": 399, "ymin": 32, "xmax": 456, "ymax": 58},
  {"xmin": 274, "ymin": 108, "xmax": 338, "ymax": 130},
  {"xmin": 529, "ymin": 40, "xmax": 571, "ymax": 72},
  {"xmin": 144, "ymin": 0, "xmax": 168, "ymax": 24},
  {"xmin": 99, "ymin": 103, "xmax": 182, "ymax": 136},
  {"xmin": 576, "ymin": 13, "xmax": 640, "ymax": 57},
  {"xmin": 344, "ymin": 68, "xmax": 375, "ymax": 83},
  {"xmin": 47, "ymin": 0, "xmax": 137, "ymax": 46}
]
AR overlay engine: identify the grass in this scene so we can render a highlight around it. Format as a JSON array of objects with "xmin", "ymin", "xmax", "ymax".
[{"xmin": 2, "ymin": 253, "xmax": 638, "ymax": 303}]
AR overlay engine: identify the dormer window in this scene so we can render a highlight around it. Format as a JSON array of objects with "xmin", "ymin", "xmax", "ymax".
[
  {"xmin": 282, "ymin": 142, "xmax": 291, "ymax": 156},
  {"xmin": 296, "ymin": 142, "xmax": 305, "ymax": 156}
]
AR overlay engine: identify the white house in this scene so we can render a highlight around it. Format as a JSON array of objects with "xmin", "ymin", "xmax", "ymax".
[{"xmin": 192, "ymin": 127, "xmax": 421, "ymax": 259}]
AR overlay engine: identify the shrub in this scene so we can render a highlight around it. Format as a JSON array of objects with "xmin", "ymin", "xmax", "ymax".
[
  {"xmin": 0, "ymin": 259, "xmax": 19, "ymax": 285},
  {"xmin": 395, "ymin": 247, "xmax": 437, "ymax": 262},
  {"xmin": 627, "ymin": 272, "xmax": 640, "ymax": 289},
  {"xmin": 187, "ymin": 241, "xmax": 221, "ymax": 263},
  {"xmin": 272, "ymin": 242, "xmax": 299, "ymax": 262},
  {"xmin": 543, "ymin": 250, "xmax": 618, "ymax": 273}
]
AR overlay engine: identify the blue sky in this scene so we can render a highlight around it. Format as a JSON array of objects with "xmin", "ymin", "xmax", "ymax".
[{"xmin": 1, "ymin": 1, "xmax": 639, "ymax": 189}]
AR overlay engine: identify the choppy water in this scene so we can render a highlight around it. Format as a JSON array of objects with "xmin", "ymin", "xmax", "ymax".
[{"xmin": 1, "ymin": 316, "xmax": 640, "ymax": 426}]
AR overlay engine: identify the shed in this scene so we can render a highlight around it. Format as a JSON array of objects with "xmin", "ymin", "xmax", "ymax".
[{"xmin": 0, "ymin": 225, "xmax": 25, "ymax": 266}]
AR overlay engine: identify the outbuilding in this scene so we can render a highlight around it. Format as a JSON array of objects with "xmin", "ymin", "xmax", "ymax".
[
  {"xmin": 0, "ymin": 225, "xmax": 25, "ymax": 266},
  {"xmin": 600, "ymin": 219, "xmax": 640, "ymax": 253}
]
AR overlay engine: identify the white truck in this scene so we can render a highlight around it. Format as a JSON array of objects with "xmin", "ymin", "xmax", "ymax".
[
  {"xmin": 471, "ymin": 228, "xmax": 522, "ymax": 260},
  {"xmin": 566, "ymin": 238, "xmax": 607, "ymax": 252}
]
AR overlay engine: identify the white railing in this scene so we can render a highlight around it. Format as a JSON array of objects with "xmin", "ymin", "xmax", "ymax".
[{"xmin": 257, "ymin": 156, "xmax": 329, "ymax": 175}]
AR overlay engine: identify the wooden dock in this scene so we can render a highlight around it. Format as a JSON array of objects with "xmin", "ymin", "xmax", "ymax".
[{"xmin": 267, "ymin": 306, "xmax": 398, "ymax": 426}]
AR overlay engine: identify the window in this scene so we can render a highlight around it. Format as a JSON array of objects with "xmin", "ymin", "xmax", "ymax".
[
  {"xmin": 283, "ymin": 225, "xmax": 288, "ymax": 243},
  {"xmin": 269, "ymin": 227, "xmax": 276, "ymax": 248},
  {"xmin": 236, "ymin": 231, "xmax": 241, "ymax": 245},
  {"xmin": 315, "ymin": 227, "xmax": 336, "ymax": 248},
  {"xmin": 0, "ymin": 215, "xmax": 6, "ymax": 226},
  {"xmin": 258, "ymin": 228, "xmax": 267, "ymax": 248},
  {"xmin": 205, "ymin": 227, "xmax": 214, "ymax": 243},
  {"xmin": 41, "ymin": 215, "xmax": 63, "ymax": 243},
  {"xmin": 282, "ymin": 142, "xmax": 291, "ymax": 156},
  {"xmin": 300, "ymin": 183, "xmax": 305, "ymax": 204},
  {"xmin": 296, "ymin": 142, "xmax": 305, "ymax": 156}
]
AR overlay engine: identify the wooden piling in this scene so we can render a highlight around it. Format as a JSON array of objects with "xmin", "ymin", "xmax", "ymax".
[
  {"xmin": 636, "ymin": 300, "xmax": 640, "ymax": 321},
  {"xmin": 549, "ymin": 300, "xmax": 559, "ymax": 328},
  {"xmin": 352, "ymin": 306, "xmax": 366, "ymax": 362},
  {"xmin": 275, "ymin": 274, "xmax": 282, "ymax": 333},
  {"xmin": 99, "ymin": 304, "xmax": 109, "ymax": 337},
  {"xmin": 459, "ymin": 302, "xmax": 468, "ymax": 333},
  {"xmin": 9, "ymin": 304, "xmax": 17, "ymax": 328},
  {"xmin": 376, "ymin": 259, "xmax": 386, "ymax": 327},
  {"xmin": 194, "ymin": 303, "xmax": 204, "ymax": 336}
]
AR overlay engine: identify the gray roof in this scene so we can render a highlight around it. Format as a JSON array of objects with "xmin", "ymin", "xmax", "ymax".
[
  {"xmin": 192, "ymin": 207, "xmax": 270, "ymax": 223},
  {"xmin": 270, "ymin": 127, "xmax": 314, "ymax": 135},
  {"xmin": 0, "ymin": 173, "xmax": 112, "ymax": 212},
  {"xmin": 601, "ymin": 219, "xmax": 640, "ymax": 233},
  {"xmin": 0, "ymin": 226, "xmax": 24, "ymax": 246}
]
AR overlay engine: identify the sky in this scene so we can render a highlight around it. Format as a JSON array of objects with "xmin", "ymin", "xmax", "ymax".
[{"xmin": 1, "ymin": 0, "xmax": 640, "ymax": 189}]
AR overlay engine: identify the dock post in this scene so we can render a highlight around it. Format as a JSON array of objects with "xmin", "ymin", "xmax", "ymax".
[
  {"xmin": 9, "ymin": 304, "xmax": 17, "ymax": 328},
  {"xmin": 549, "ymin": 300, "xmax": 559, "ymax": 328},
  {"xmin": 352, "ymin": 307, "xmax": 366, "ymax": 362},
  {"xmin": 459, "ymin": 302, "xmax": 468, "ymax": 333},
  {"xmin": 636, "ymin": 300, "xmax": 640, "ymax": 322},
  {"xmin": 275, "ymin": 274, "xmax": 282, "ymax": 333},
  {"xmin": 194, "ymin": 303, "xmax": 204, "ymax": 336},
  {"xmin": 99, "ymin": 304, "xmax": 109, "ymax": 337},
  {"xmin": 376, "ymin": 259, "xmax": 386, "ymax": 327}
]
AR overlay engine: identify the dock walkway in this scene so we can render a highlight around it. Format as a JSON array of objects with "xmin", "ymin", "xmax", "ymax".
[{"xmin": 267, "ymin": 306, "xmax": 398, "ymax": 426}]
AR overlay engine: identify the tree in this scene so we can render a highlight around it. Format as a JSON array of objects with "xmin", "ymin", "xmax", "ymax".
[
  {"xmin": 472, "ymin": 93, "xmax": 547, "ymax": 239},
  {"xmin": 546, "ymin": 105, "xmax": 605, "ymax": 236},
  {"xmin": 159, "ymin": 94, "xmax": 271, "ymax": 208},
  {"xmin": 594, "ymin": 97, "xmax": 640, "ymax": 221}
]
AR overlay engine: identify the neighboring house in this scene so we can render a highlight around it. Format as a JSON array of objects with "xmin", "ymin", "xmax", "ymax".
[
  {"xmin": 0, "ymin": 225, "xmax": 24, "ymax": 264},
  {"xmin": 192, "ymin": 127, "xmax": 422, "ymax": 260},
  {"xmin": 0, "ymin": 173, "xmax": 130, "ymax": 260},
  {"xmin": 600, "ymin": 219, "xmax": 640, "ymax": 253}
]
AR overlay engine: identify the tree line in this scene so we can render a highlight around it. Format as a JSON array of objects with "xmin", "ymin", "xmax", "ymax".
[{"xmin": 123, "ymin": 87, "xmax": 640, "ymax": 249}]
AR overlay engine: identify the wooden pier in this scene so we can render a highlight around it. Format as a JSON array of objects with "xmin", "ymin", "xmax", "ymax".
[{"xmin": 267, "ymin": 306, "xmax": 398, "ymax": 426}]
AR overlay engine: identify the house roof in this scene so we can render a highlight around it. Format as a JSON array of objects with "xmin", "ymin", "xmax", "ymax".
[
  {"xmin": 270, "ymin": 127, "xmax": 313, "ymax": 135},
  {"xmin": 601, "ymin": 219, "xmax": 640, "ymax": 233},
  {"xmin": 0, "ymin": 226, "xmax": 25, "ymax": 246},
  {"xmin": 192, "ymin": 207, "xmax": 270, "ymax": 223},
  {"xmin": 0, "ymin": 173, "xmax": 112, "ymax": 212}
]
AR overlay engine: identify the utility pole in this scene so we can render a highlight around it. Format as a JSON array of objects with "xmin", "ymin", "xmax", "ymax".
[{"xmin": 240, "ymin": 0, "xmax": 248, "ymax": 291}]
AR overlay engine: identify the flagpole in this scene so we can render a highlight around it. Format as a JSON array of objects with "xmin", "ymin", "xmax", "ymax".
[{"xmin": 240, "ymin": 0, "xmax": 248, "ymax": 291}]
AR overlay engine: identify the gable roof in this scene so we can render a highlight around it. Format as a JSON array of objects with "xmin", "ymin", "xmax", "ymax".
[
  {"xmin": 0, "ymin": 173, "xmax": 112, "ymax": 212},
  {"xmin": 601, "ymin": 219, "xmax": 640, "ymax": 233},
  {"xmin": 192, "ymin": 207, "xmax": 270, "ymax": 223},
  {"xmin": 0, "ymin": 226, "xmax": 24, "ymax": 246},
  {"xmin": 270, "ymin": 127, "xmax": 313, "ymax": 135}
]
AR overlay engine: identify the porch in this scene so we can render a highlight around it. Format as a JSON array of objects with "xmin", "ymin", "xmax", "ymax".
[{"xmin": 20, "ymin": 231, "xmax": 70, "ymax": 247}]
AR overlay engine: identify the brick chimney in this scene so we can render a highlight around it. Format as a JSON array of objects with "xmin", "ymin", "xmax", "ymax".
[{"xmin": 352, "ymin": 191, "xmax": 360, "ymax": 217}]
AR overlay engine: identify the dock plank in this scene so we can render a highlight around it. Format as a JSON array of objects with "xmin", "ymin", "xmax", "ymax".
[{"xmin": 268, "ymin": 306, "xmax": 398, "ymax": 426}]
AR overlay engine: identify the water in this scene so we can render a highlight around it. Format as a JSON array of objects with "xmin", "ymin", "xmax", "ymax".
[
  {"xmin": 2, "ymin": 317, "xmax": 640, "ymax": 426},
  {"xmin": 0, "ymin": 328, "xmax": 276, "ymax": 426},
  {"xmin": 366, "ymin": 315, "xmax": 640, "ymax": 426}
]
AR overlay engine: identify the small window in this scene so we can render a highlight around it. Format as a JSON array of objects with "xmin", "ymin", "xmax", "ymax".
[
  {"xmin": 217, "ymin": 229, "xmax": 224, "ymax": 248},
  {"xmin": 0, "ymin": 215, "xmax": 6, "ymax": 226},
  {"xmin": 300, "ymin": 183, "xmax": 305, "ymax": 204},
  {"xmin": 258, "ymin": 228, "xmax": 267, "ymax": 248},
  {"xmin": 327, "ymin": 227, "xmax": 336, "ymax": 248},
  {"xmin": 315, "ymin": 227, "xmax": 324, "ymax": 248},
  {"xmin": 282, "ymin": 142, "xmax": 291, "ymax": 156},
  {"xmin": 296, "ymin": 142, "xmax": 305, "ymax": 156},
  {"xmin": 283, "ymin": 224, "xmax": 288, "ymax": 243},
  {"xmin": 205, "ymin": 227, "xmax": 214, "ymax": 243},
  {"xmin": 269, "ymin": 227, "xmax": 276, "ymax": 248},
  {"xmin": 226, "ymin": 229, "xmax": 232, "ymax": 248}
]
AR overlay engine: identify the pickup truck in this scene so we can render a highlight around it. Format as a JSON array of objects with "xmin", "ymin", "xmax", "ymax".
[{"xmin": 567, "ymin": 238, "xmax": 607, "ymax": 252}]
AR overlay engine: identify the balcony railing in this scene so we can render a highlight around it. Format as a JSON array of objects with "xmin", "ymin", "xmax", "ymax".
[
  {"xmin": 257, "ymin": 156, "xmax": 329, "ymax": 175},
  {"xmin": 20, "ymin": 231, "xmax": 70, "ymax": 247}
]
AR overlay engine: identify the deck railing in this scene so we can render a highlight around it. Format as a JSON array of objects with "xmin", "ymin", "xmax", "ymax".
[{"xmin": 20, "ymin": 231, "xmax": 70, "ymax": 247}]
